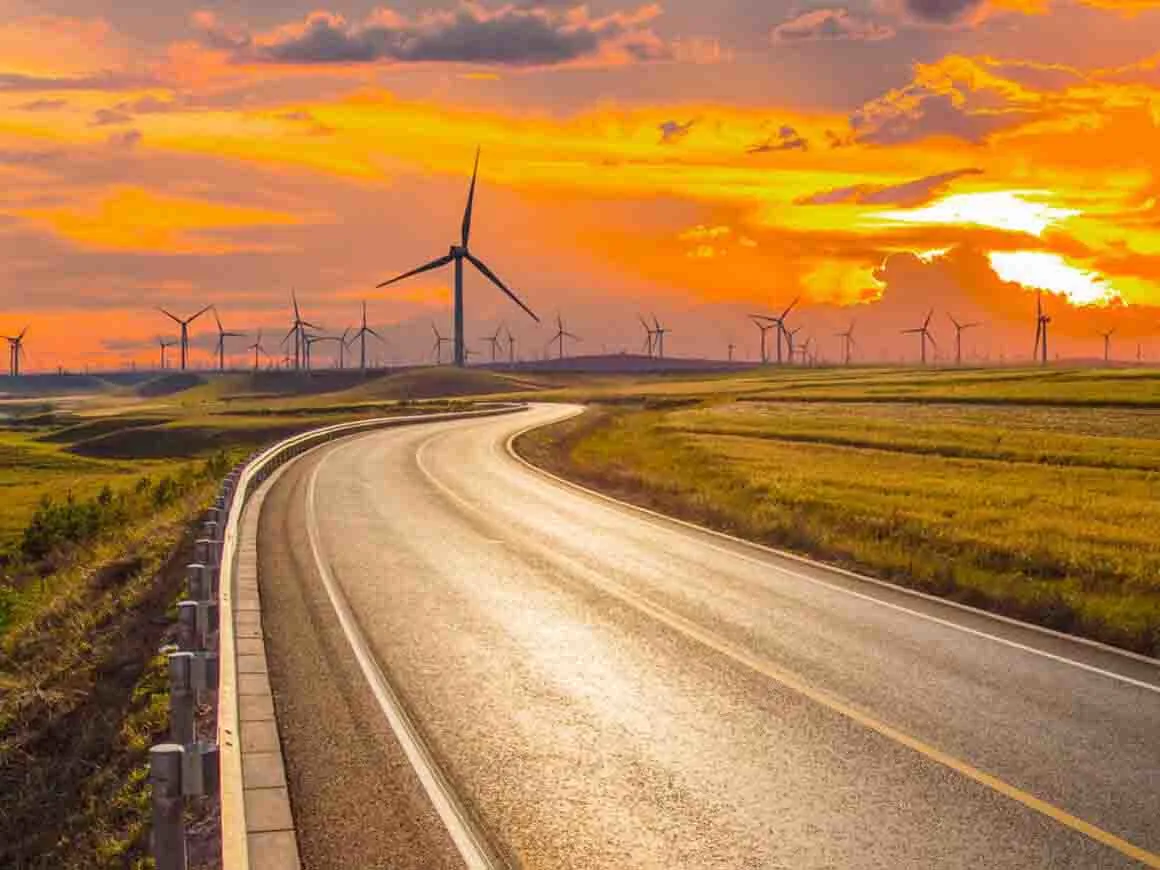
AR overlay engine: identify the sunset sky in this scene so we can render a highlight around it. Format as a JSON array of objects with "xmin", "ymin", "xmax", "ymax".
[{"xmin": 2, "ymin": 0, "xmax": 1160, "ymax": 367}]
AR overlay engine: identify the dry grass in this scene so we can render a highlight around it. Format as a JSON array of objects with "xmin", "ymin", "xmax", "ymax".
[{"xmin": 519, "ymin": 396, "xmax": 1160, "ymax": 656}]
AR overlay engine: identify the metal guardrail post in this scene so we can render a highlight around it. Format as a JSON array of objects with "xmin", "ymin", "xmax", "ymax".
[
  {"xmin": 177, "ymin": 601, "xmax": 198, "ymax": 651},
  {"xmin": 169, "ymin": 651, "xmax": 195, "ymax": 745},
  {"xmin": 150, "ymin": 743, "xmax": 187, "ymax": 870}
]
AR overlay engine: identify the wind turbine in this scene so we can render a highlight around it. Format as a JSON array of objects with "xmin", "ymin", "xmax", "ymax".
[
  {"xmin": 431, "ymin": 323, "xmax": 453, "ymax": 364},
  {"xmin": 751, "ymin": 297, "xmax": 799, "ymax": 364},
  {"xmin": 157, "ymin": 305, "xmax": 212, "ymax": 371},
  {"xmin": 727, "ymin": 341, "xmax": 736, "ymax": 362},
  {"xmin": 947, "ymin": 313, "xmax": 980, "ymax": 366},
  {"xmin": 505, "ymin": 326, "xmax": 518, "ymax": 366},
  {"xmin": 901, "ymin": 309, "xmax": 937, "ymax": 365},
  {"xmin": 638, "ymin": 315, "xmax": 655, "ymax": 357},
  {"xmin": 376, "ymin": 149, "xmax": 539, "ymax": 367},
  {"xmin": 348, "ymin": 301, "xmax": 383, "ymax": 371},
  {"xmin": 548, "ymin": 314, "xmax": 580, "ymax": 360},
  {"xmin": 158, "ymin": 336, "xmax": 177, "ymax": 371},
  {"xmin": 283, "ymin": 292, "xmax": 320, "ymax": 371},
  {"xmin": 301, "ymin": 332, "xmax": 335, "ymax": 371},
  {"xmin": 212, "ymin": 308, "xmax": 245, "ymax": 372},
  {"xmin": 786, "ymin": 326, "xmax": 803, "ymax": 364},
  {"xmin": 5, "ymin": 326, "xmax": 29, "ymax": 377},
  {"xmin": 1099, "ymin": 328, "xmax": 1115, "ymax": 363},
  {"xmin": 835, "ymin": 321, "xmax": 856, "ymax": 365},
  {"xmin": 749, "ymin": 316, "xmax": 776, "ymax": 364},
  {"xmin": 1033, "ymin": 291, "xmax": 1051, "ymax": 365},
  {"xmin": 482, "ymin": 326, "xmax": 504, "ymax": 362},
  {"xmin": 652, "ymin": 314, "xmax": 671, "ymax": 360},
  {"xmin": 246, "ymin": 330, "xmax": 269, "ymax": 371}
]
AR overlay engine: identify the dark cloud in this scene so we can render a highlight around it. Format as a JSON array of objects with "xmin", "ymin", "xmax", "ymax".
[
  {"xmin": 17, "ymin": 98, "xmax": 68, "ymax": 111},
  {"xmin": 107, "ymin": 129, "xmax": 143, "ymax": 150},
  {"xmin": 658, "ymin": 118, "xmax": 696, "ymax": 144},
  {"xmin": 772, "ymin": 8, "xmax": 895, "ymax": 42},
  {"xmin": 0, "ymin": 71, "xmax": 155, "ymax": 93},
  {"xmin": 747, "ymin": 125, "xmax": 808, "ymax": 153},
  {"xmin": 900, "ymin": 0, "xmax": 986, "ymax": 24},
  {"xmin": 850, "ymin": 92, "xmax": 1036, "ymax": 145},
  {"xmin": 90, "ymin": 108, "xmax": 134, "ymax": 126},
  {"xmin": 0, "ymin": 149, "xmax": 57, "ymax": 166},
  {"xmin": 198, "ymin": 5, "xmax": 668, "ymax": 68},
  {"xmin": 800, "ymin": 168, "xmax": 984, "ymax": 207}
]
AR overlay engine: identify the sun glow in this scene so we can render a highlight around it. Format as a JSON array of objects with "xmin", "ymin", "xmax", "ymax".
[
  {"xmin": 874, "ymin": 192, "xmax": 1079, "ymax": 237},
  {"xmin": 988, "ymin": 251, "xmax": 1121, "ymax": 305}
]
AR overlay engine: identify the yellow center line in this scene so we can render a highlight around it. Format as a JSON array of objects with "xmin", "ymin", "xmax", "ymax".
[{"xmin": 415, "ymin": 420, "xmax": 1160, "ymax": 869}]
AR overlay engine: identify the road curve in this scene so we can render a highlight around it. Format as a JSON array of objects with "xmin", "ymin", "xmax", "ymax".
[{"xmin": 258, "ymin": 403, "xmax": 1160, "ymax": 869}]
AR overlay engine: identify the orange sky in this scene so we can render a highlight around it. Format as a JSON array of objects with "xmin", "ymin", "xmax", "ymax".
[{"xmin": 1, "ymin": 1, "xmax": 1160, "ymax": 367}]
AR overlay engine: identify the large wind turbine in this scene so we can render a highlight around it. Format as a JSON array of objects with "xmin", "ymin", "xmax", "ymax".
[
  {"xmin": 212, "ymin": 308, "xmax": 245, "ymax": 371},
  {"xmin": 348, "ymin": 301, "xmax": 383, "ymax": 371},
  {"xmin": 902, "ymin": 308, "xmax": 937, "ymax": 365},
  {"xmin": 157, "ymin": 305, "xmax": 212, "ymax": 371},
  {"xmin": 376, "ymin": 149, "xmax": 539, "ymax": 367}
]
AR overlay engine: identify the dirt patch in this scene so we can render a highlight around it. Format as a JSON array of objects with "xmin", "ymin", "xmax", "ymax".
[{"xmin": 69, "ymin": 422, "xmax": 314, "ymax": 459}]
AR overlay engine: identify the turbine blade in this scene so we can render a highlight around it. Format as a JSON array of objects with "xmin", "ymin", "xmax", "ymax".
[
  {"xmin": 923, "ymin": 308, "xmax": 933, "ymax": 329},
  {"xmin": 377, "ymin": 254, "xmax": 454, "ymax": 288},
  {"xmin": 190, "ymin": 304, "xmax": 213, "ymax": 324},
  {"xmin": 462, "ymin": 147, "xmax": 480, "ymax": 247},
  {"xmin": 158, "ymin": 307, "xmax": 182, "ymax": 324},
  {"xmin": 466, "ymin": 252, "xmax": 539, "ymax": 322},
  {"xmin": 213, "ymin": 307, "xmax": 223, "ymax": 331},
  {"xmin": 780, "ymin": 296, "xmax": 800, "ymax": 319}
]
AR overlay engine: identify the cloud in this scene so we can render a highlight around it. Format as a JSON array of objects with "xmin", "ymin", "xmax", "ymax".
[
  {"xmin": 659, "ymin": 118, "xmax": 696, "ymax": 143},
  {"xmin": 196, "ymin": 4, "xmax": 670, "ymax": 68},
  {"xmin": 90, "ymin": 108, "xmax": 133, "ymax": 126},
  {"xmin": 747, "ymin": 124, "xmax": 809, "ymax": 152},
  {"xmin": 17, "ymin": 98, "xmax": 68, "ymax": 111},
  {"xmin": 0, "ymin": 71, "xmax": 154, "ymax": 93},
  {"xmin": 800, "ymin": 168, "xmax": 984, "ymax": 206},
  {"xmin": 772, "ymin": 8, "xmax": 896, "ymax": 41},
  {"xmin": 897, "ymin": 0, "xmax": 988, "ymax": 25},
  {"xmin": 107, "ymin": 129, "xmax": 142, "ymax": 150}
]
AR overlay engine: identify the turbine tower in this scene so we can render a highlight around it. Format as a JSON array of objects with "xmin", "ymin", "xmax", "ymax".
[
  {"xmin": 727, "ymin": 342, "xmax": 735, "ymax": 362},
  {"xmin": 1033, "ymin": 291, "xmax": 1051, "ymax": 365},
  {"xmin": 212, "ymin": 308, "xmax": 245, "ymax": 372},
  {"xmin": 749, "ymin": 316, "xmax": 776, "ymax": 364},
  {"xmin": 431, "ymin": 323, "xmax": 452, "ymax": 364},
  {"xmin": 1099, "ymin": 328, "xmax": 1115, "ymax": 363},
  {"xmin": 348, "ymin": 301, "xmax": 383, "ymax": 371},
  {"xmin": 548, "ymin": 314, "xmax": 580, "ymax": 360},
  {"xmin": 651, "ymin": 314, "xmax": 671, "ymax": 360},
  {"xmin": 947, "ymin": 313, "xmax": 980, "ymax": 366},
  {"xmin": 246, "ymin": 330, "xmax": 269, "ymax": 371},
  {"xmin": 157, "ymin": 305, "xmax": 211, "ymax": 371},
  {"xmin": 901, "ymin": 308, "xmax": 937, "ymax": 365},
  {"xmin": 835, "ymin": 321, "xmax": 856, "ymax": 366},
  {"xmin": 376, "ymin": 149, "xmax": 539, "ymax": 367},
  {"xmin": 5, "ymin": 326, "xmax": 29, "ymax": 377}
]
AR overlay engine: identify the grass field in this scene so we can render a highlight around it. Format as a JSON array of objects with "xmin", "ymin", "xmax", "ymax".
[{"xmin": 517, "ymin": 368, "xmax": 1160, "ymax": 656}]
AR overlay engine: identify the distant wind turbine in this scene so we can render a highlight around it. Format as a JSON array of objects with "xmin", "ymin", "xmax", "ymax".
[
  {"xmin": 158, "ymin": 336, "xmax": 177, "ymax": 371},
  {"xmin": 901, "ymin": 308, "xmax": 937, "ymax": 365},
  {"xmin": 212, "ymin": 307, "xmax": 245, "ymax": 372},
  {"xmin": 652, "ymin": 314, "xmax": 671, "ymax": 360},
  {"xmin": 157, "ymin": 305, "xmax": 212, "ymax": 371},
  {"xmin": 835, "ymin": 321, "xmax": 856, "ymax": 365},
  {"xmin": 482, "ymin": 325, "xmax": 504, "ymax": 362},
  {"xmin": 751, "ymin": 297, "xmax": 799, "ymax": 364},
  {"xmin": 1033, "ymin": 291, "xmax": 1051, "ymax": 365},
  {"xmin": 505, "ymin": 326, "xmax": 518, "ymax": 366},
  {"xmin": 5, "ymin": 326, "xmax": 29, "ymax": 377},
  {"xmin": 749, "ymin": 316, "xmax": 776, "ymax": 364},
  {"xmin": 246, "ymin": 330, "xmax": 269, "ymax": 371},
  {"xmin": 638, "ymin": 314, "xmax": 655, "ymax": 357},
  {"xmin": 348, "ymin": 301, "xmax": 383, "ymax": 371},
  {"xmin": 1099, "ymin": 328, "xmax": 1115, "ymax": 363},
  {"xmin": 431, "ymin": 323, "xmax": 453, "ymax": 364},
  {"xmin": 376, "ymin": 148, "xmax": 539, "ymax": 367},
  {"xmin": 282, "ymin": 291, "xmax": 320, "ymax": 371},
  {"xmin": 548, "ymin": 314, "xmax": 580, "ymax": 360},
  {"xmin": 947, "ymin": 313, "xmax": 980, "ymax": 366}
]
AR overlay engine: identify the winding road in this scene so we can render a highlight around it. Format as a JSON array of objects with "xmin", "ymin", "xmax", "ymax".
[{"xmin": 256, "ymin": 403, "xmax": 1160, "ymax": 869}]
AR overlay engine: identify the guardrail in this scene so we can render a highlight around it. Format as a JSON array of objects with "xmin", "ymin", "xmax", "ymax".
[{"xmin": 148, "ymin": 403, "xmax": 528, "ymax": 870}]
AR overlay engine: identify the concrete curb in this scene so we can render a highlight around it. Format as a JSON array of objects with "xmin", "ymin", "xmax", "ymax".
[{"xmin": 216, "ymin": 403, "xmax": 528, "ymax": 869}]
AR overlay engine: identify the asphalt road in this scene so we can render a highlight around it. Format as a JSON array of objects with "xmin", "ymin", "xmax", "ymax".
[{"xmin": 258, "ymin": 404, "xmax": 1160, "ymax": 869}]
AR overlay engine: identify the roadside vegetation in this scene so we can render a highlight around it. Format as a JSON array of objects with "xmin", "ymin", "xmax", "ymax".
[{"xmin": 517, "ymin": 371, "xmax": 1160, "ymax": 657}]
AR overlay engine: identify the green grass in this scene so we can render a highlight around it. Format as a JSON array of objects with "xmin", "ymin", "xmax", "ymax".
[{"xmin": 518, "ymin": 389, "xmax": 1160, "ymax": 656}]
